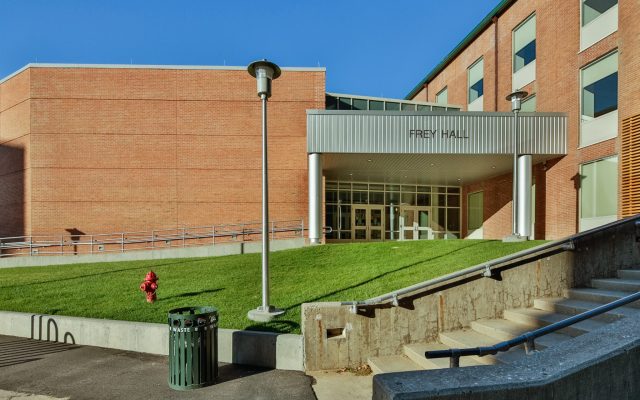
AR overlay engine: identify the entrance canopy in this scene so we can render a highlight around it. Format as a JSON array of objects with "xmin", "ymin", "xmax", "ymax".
[{"xmin": 307, "ymin": 110, "xmax": 567, "ymax": 185}]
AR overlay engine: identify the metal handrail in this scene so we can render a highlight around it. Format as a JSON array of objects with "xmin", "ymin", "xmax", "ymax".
[
  {"xmin": 426, "ymin": 290, "xmax": 640, "ymax": 368},
  {"xmin": 0, "ymin": 218, "xmax": 306, "ymax": 257},
  {"xmin": 341, "ymin": 215, "xmax": 640, "ymax": 312}
]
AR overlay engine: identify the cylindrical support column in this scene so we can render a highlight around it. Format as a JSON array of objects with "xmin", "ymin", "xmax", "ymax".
[
  {"xmin": 512, "ymin": 110, "xmax": 519, "ymax": 236},
  {"xmin": 308, "ymin": 153, "xmax": 323, "ymax": 245},
  {"xmin": 517, "ymin": 154, "xmax": 532, "ymax": 238}
]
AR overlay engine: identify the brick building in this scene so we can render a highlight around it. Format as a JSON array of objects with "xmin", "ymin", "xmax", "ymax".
[
  {"xmin": 0, "ymin": 66, "xmax": 325, "ymax": 237},
  {"xmin": 0, "ymin": 0, "xmax": 637, "ymax": 243},
  {"xmin": 406, "ymin": 0, "xmax": 639, "ymax": 239}
]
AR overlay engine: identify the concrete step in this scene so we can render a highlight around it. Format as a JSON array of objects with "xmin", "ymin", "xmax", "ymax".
[
  {"xmin": 470, "ymin": 318, "xmax": 571, "ymax": 350},
  {"xmin": 565, "ymin": 287, "xmax": 640, "ymax": 308},
  {"xmin": 367, "ymin": 355, "xmax": 423, "ymax": 375},
  {"xmin": 438, "ymin": 329, "xmax": 526, "ymax": 365},
  {"xmin": 503, "ymin": 308, "xmax": 607, "ymax": 337},
  {"xmin": 617, "ymin": 269, "xmax": 640, "ymax": 280},
  {"xmin": 404, "ymin": 342, "xmax": 484, "ymax": 370},
  {"xmin": 534, "ymin": 297, "xmax": 640, "ymax": 323},
  {"xmin": 591, "ymin": 278, "xmax": 640, "ymax": 292}
]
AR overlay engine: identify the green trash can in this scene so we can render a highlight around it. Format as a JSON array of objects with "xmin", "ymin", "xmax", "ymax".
[{"xmin": 168, "ymin": 306, "xmax": 218, "ymax": 390}]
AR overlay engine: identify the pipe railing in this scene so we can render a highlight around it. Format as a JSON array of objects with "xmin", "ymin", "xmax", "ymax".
[
  {"xmin": 426, "ymin": 290, "xmax": 640, "ymax": 368},
  {"xmin": 0, "ymin": 219, "xmax": 306, "ymax": 257},
  {"xmin": 341, "ymin": 216, "xmax": 640, "ymax": 312}
]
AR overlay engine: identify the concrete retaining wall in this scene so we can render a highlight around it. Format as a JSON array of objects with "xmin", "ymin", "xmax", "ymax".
[
  {"xmin": 302, "ymin": 218, "xmax": 640, "ymax": 371},
  {"xmin": 0, "ymin": 310, "xmax": 303, "ymax": 371},
  {"xmin": 0, "ymin": 238, "xmax": 306, "ymax": 269},
  {"xmin": 373, "ymin": 314, "xmax": 640, "ymax": 400}
]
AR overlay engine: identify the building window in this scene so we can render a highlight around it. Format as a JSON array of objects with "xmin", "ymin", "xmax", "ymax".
[
  {"xmin": 581, "ymin": 0, "xmax": 618, "ymax": 51},
  {"xmin": 338, "ymin": 97, "xmax": 352, "ymax": 110},
  {"xmin": 385, "ymin": 102, "xmax": 400, "ymax": 111},
  {"xmin": 468, "ymin": 58, "xmax": 484, "ymax": 111},
  {"xmin": 580, "ymin": 156, "xmax": 618, "ymax": 231},
  {"xmin": 513, "ymin": 15, "xmax": 536, "ymax": 73},
  {"xmin": 580, "ymin": 51, "xmax": 618, "ymax": 146},
  {"xmin": 521, "ymin": 95, "xmax": 536, "ymax": 112},
  {"xmin": 512, "ymin": 14, "xmax": 536, "ymax": 90},
  {"xmin": 582, "ymin": 52, "xmax": 618, "ymax": 119},
  {"xmin": 467, "ymin": 191, "xmax": 483, "ymax": 230},
  {"xmin": 582, "ymin": 0, "xmax": 617, "ymax": 26},
  {"xmin": 401, "ymin": 103, "xmax": 416, "ymax": 111},
  {"xmin": 436, "ymin": 87, "xmax": 448, "ymax": 105},
  {"xmin": 352, "ymin": 98, "xmax": 368, "ymax": 110}
]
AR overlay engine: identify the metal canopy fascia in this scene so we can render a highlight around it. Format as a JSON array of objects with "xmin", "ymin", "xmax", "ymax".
[
  {"xmin": 307, "ymin": 110, "xmax": 567, "ymax": 155},
  {"xmin": 307, "ymin": 110, "xmax": 567, "ymax": 186}
]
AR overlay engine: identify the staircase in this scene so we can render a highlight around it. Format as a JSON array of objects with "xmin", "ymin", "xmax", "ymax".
[{"xmin": 368, "ymin": 269, "xmax": 640, "ymax": 374}]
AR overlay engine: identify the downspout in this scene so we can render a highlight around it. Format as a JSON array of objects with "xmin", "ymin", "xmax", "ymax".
[{"xmin": 493, "ymin": 15, "xmax": 499, "ymax": 111}]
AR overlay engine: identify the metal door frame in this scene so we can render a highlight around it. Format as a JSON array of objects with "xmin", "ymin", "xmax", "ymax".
[{"xmin": 351, "ymin": 205, "xmax": 385, "ymax": 241}]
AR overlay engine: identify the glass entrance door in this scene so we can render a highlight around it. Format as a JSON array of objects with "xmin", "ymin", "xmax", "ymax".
[
  {"xmin": 352, "ymin": 206, "xmax": 384, "ymax": 241},
  {"xmin": 399, "ymin": 206, "xmax": 433, "ymax": 240}
]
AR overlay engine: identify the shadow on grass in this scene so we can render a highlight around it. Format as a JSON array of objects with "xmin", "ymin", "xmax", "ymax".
[
  {"xmin": 158, "ymin": 288, "xmax": 225, "ymax": 302},
  {"xmin": 244, "ymin": 320, "xmax": 300, "ymax": 334},
  {"xmin": 284, "ymin": 240, "xmax": 489, "ymax": 310},
  {"xmin": 0, "ymin": 259, "xmax": 202, "ymax": 289}
]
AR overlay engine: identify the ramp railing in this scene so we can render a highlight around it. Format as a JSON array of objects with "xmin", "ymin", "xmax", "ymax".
[{"xmin": 0, "ymin": 218, "xmax": 305, "ymax": 257}]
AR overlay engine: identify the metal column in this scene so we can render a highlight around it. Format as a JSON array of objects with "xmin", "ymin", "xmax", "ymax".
[
  {"xmin": 517, "ymin": 154, "xmax": 532, "ymax": 238},
  {"xmin": 308, "ymin": 153, "xmax": 323, "ymax": 245}
]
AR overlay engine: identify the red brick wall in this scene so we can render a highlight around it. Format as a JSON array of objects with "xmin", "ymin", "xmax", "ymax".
[
  {"xmin": 0, "ymin": 69, "xmax": 31, "ymax": 237},
  {"xmin": 1, "ymin": 66, "xmax": 324, "ymax": 236},
  {"xmin": 416, "ymin": 0, "xmax": 635, "ymax": 239}
]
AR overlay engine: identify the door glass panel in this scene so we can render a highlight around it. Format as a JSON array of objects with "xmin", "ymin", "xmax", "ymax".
[
  {"xmin": 370, "ymin": 209, "xmax": 383, "ymax": 227},
  {"xmin": 371, "ymin": 230, "xmax": 382, "ymax": 240},
  {"xmin": 418, "ymin": 210, "xmax": 429, "ymax": 228},
  {"xmin": 419, "ymin": 230, "xmax": 431, "ymax": 239},
  {"xmin": 402, "ymin": 209, "xmax": 415, "ymax": 227},
  {"xmin": 355, "ymin": 209, "xmax": 367, "ymax": 227},
  {"xmin": 340, "ymin": 205, "xmax": 351, "ymax": 230},
  {"xmin": 355, "ymin": 230, "xmax": 366, "ymax": 240}
]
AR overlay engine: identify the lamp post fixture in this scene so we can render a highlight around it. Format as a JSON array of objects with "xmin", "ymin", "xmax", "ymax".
[
  {"xmin": 247, "ymin": 59, "xmax": 285, "ymax": 322},
  {"xmin": 505, "ymin": 90, "xmax": 528, "ymax": 242}
]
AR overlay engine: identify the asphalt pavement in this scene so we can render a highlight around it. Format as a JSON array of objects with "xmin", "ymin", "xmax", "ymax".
[{"xmin": 0, "ymin": 335, "xmax": 317, "ymax": 400}]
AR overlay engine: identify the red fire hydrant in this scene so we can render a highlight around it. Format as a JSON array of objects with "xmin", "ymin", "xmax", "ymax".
[{"xmin": 140, "ymin": 271, "xmax": 158, "ymax": 303}]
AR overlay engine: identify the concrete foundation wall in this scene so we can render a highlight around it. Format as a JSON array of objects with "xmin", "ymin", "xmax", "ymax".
[
  {"xmin": 0, "ymin": 237, "xmax": 306, "ymax": 269},
  {"xmin": 0, "ymin": 310, "xmax": 303, "ymax": 371},
  {"xmin": 302, "ymin": 218, "xmax": 640, "ymax": 371}
]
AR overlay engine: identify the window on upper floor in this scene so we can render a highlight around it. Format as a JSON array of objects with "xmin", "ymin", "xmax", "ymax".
[
  {"xmin": 436, "ymin": 87, "xmax": 448, "ymax": 105},
  {"xmin": 582, "ymin": 0, "xmax": 617, "ymax": 26},
  {"xmin": 580, "ymin": 51, "xmax": 618, "ymax": 146},
  {"xmin": 581, "ymin": 0, "xmax": 618, "ymax": 51},
  {"xmin": 467, "ymin": 58, "xmax": 483, "ymax": 111},
  {"xmin": 513, "ymin": 15, "xmax": 536, "ymax": 73},
  {"xmin": 512, "ymin": 14, "xmax": 536, "ymax": 90}
]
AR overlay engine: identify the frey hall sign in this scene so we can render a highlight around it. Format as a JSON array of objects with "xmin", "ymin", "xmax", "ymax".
[{"xmin": 409, "ymin": 129, "xmax": 469, "ymax": 139}]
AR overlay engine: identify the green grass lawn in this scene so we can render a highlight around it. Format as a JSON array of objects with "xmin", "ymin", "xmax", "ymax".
[{"xmin": 0, "ymin": 240, "xmax": 544, "ymax": 333}]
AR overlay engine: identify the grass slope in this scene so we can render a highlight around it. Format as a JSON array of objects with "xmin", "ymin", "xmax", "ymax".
[{"xmin": 0, "ymin": 240, "xmax": 543, "ymax": 333}]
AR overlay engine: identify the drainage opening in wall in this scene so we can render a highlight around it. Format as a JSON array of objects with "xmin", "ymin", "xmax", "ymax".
[{"xmin": 327, "ymin": 327, "xmax": 345, "ymax": 339}]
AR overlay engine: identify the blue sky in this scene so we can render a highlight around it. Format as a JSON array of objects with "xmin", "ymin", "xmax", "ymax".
[{"xmin": 0, "ymin": 0, "xmax": 499, "ymax": 99}]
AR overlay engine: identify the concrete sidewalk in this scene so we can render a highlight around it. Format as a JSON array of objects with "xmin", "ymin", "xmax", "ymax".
[{"xmin": 0, "ymin": 335, "xmax": 316, "ymax": 400}]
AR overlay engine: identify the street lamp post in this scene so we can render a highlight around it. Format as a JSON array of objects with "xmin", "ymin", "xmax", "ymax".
[
  {"xmin": 247, "ymin": 59, "xmax": 285, "ymax": 322},
  {"xmin": 504, "ymin": 90, "xmax": 528, "ymax": 242}
]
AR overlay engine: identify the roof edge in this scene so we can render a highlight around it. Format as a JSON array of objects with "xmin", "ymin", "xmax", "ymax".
[
  {"xmin": 0, "ymin": 63, "xmax": 326, "ymax": 84},
  {"xmin": 404, "ymin": 0, "xmax": 515, "ymax": 100}
]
